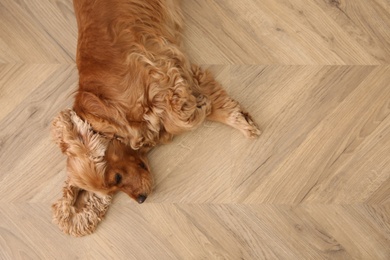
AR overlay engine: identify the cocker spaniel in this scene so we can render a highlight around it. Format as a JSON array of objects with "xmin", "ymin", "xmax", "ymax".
[{"xmin": 53, "ymin": 0, "xmax": 261, "ymax": 206}]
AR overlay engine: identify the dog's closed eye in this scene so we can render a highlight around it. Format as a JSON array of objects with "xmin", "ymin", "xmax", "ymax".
[
  {"xmin": 139, "ymin": 162, "xmax": 147, "ymax": 170},
  {"xmin": 115, "ymin": 173, "xmax": 122, "ymax": 185}
]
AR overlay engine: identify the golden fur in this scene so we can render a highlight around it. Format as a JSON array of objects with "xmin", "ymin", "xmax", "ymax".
[
  {"xmin": 52, "ymin": 0, "xmax": 260, "ymax": 236},
  {"xmin": 52, "ymin": 179, "xmax": 112, "ymax": 237},
  {"xmin": 52, "ymin": 109, "xmax": 152, "ymax": 198}
]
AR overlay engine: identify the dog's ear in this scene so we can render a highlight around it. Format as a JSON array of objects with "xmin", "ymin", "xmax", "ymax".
[
  {"xmin": 51, "ymin": 109, "xmax": 109, "ymax": 158},
  {"xmin": 51, "ymin": 109, "xmax": 74, "ymax": 154},
  {"xmin": 52, "ymin": 178, "xmax": 112, "ymax": 237}
]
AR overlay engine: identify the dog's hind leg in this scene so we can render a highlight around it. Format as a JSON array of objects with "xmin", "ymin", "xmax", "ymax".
[{"xmin": 191, "ymin": 65, "xmax": 261, "ymax": 138}]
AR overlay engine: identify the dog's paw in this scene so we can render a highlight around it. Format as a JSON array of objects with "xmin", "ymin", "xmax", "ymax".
[
  {"xmin": 242, "ymin": 111, "xmax": 261, "ymax": 138},
  {"xmin": 244, "ymin": 123, "xmax": 262, "ymax": 138},
  {"xmin": 229, "ymin": 111, "xmax": 261, "ymax": 138},
  {"xmin": 130, "ymin": 137, "xmax": 144, "ymax": 150}
]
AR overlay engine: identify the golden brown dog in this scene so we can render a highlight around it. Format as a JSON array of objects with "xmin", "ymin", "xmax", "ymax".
[{"xmin": 54, "ymin": 0, "xmax": 260, "ymax": 205}]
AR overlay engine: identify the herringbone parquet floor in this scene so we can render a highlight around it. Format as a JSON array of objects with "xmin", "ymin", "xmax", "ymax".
[{"xmin": 0, "ymin": 0, "xmax": 389, "ymax": 259}]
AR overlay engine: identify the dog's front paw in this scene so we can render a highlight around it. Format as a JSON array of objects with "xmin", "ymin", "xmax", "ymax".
[
  {"xmin": 129, "ymin": 136, "xmax": 157, "ymax": 150},
  {"xmin": 129, "ymin": 137, "xmax": 144, "ymax": 150}
]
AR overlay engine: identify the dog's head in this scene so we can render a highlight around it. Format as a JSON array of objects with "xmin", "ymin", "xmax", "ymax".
[{"xmin": 51, "ymin": 109, "xmax": 152, "ymax": 203}]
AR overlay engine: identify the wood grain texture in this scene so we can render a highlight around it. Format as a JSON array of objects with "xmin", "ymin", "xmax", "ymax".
[{"xmin": 0, "ymin": 0, "xmax": 389, "ymax": 259}]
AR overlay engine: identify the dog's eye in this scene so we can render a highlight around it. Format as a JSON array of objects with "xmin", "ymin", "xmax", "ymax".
[
  {"xmin": 139, "ymin": 161, "xmax": 147, "ymax": 170},
  {"xmin": 115, "ymin": 173, "xmax": 122, "ymax": 185}
]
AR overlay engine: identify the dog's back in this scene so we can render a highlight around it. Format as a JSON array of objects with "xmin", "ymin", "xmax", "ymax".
[
  {"xmin": 72, "ymin": 0, "xmax": 186, "ymax": 148},
  {"xmin": 73, "ymin": 0, "xmax": 183, "ymax": 77}
]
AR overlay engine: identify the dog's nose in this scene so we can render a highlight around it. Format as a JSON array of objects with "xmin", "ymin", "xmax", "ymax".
[{"xmin": 137, "ymin": 194, "xmax": 147, "ymax": 204}]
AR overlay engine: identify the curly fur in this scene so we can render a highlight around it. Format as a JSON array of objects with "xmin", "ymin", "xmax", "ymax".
[
  {"xmin": 52, "ymin": 179, "xmax": 112, "ymax": 237},
  {"xmin": 72, "ymin": 0, "xmax": 260, "ymax": 151},
  {"xmin": 51, "ymin": 109, "xmax": 109, "ymax": 192}
]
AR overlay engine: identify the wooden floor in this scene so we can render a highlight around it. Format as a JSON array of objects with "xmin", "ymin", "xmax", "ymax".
[{"xmin": 1, "ymin": 0, "xmax": 390, "ymax": 259}]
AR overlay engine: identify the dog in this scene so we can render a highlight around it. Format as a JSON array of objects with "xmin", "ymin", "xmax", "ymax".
[{"xmin": 53, "ymin": 0, "xmax": 261, "ymax": 205}]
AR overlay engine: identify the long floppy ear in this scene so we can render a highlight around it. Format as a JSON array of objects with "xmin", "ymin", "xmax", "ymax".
[
  {"xmin": 51, "ymin": 109, "xmax": 110, "ymax": 159},
  {"xmin": 51, "ymin": 109, "xmax": 74, "ymax": 154},
  {"xmin": 52, "ymin": 178, "xmax": 112, "ymax": 237},
  {"xmin": 51, "ymin": 109, "xmax": 110, "ymax": 192}
]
